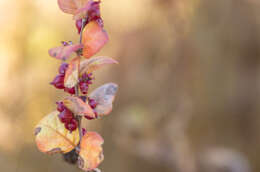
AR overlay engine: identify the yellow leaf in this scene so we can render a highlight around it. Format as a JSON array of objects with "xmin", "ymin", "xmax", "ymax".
[
  {"xmin": 78, "ymin": 132, "xmax": 104, "ymax": 171},
  {"xmin": 64, "ymin": 56, "xmax": 80, "ymax": 88},
  {"xmin": 34, "ymin": 111, "xmax": 80, "ymax": 154}
]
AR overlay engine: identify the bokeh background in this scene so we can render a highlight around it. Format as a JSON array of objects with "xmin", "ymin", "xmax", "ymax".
[{"xmin": 0, "ymin": 0, "xmax": 260, "ymax": 171}]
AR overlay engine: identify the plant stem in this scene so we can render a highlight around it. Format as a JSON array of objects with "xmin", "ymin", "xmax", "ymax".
[
  {"xmin": 79, "ymin": 18, "xmax": 86, "ymax": 44},
  {"xmin": 76, "ymin": 18, "xmax": 86, "ymax": 147}
]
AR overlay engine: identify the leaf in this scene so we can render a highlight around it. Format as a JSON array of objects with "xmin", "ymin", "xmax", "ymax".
[
  {"xmin": 48, "ymin": 43, "xmax": 83, "ymax": 61},
  {"xmin": 82, "ymin": 21, "xmax": 109, "ymax": 59},
  {"xmin": 80, "ymin": 56, "xmax": 118, "ymax": 74},
  {"xmin": 63, "ymin": 96, "xmax": 96, "ymax": 118},
  {"xmin": 64, "ymin": 57, "xmax": 80, "ymax": 88},
  {"xmin": 74, "ymin": 0, "xmax": 89, "ymax": 9},
  {"xmin": 58, "ymin": 0, "xmax": 101, "ymax": 21},
  {"xmin": 58, "ymin": 0, "xmax": 88, "ymax": 14},
  {"xmin": 73, "ymin": 0, "xmax": 93, "ymax": 20},
  {"xmin": 34, "ymin": 111, "xmax": 79, "ymax": 154},
  {"xmin": 78, "ymin": 132, "xmax": 104, "ymax": 171},
  {"xmin": 89, "ymin": 83, "xmax": 118, "ymax": 117},
  {"xmin": 58, "ymin": 0, "xmax": 78, "ymax": 14}
]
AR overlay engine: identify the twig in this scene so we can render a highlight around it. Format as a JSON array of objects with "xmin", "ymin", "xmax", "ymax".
[
  {"xmin": 76, "ymin": 18, "xmax": 86, "ymax": 149},
  {"xmin": 79, "ymin": 18, "xmax": 86, "ymax": 44}
]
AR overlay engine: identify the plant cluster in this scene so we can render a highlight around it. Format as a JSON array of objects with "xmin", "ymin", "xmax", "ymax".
[{"xmin": 34, "ymin": 0, "xmax": 118, "ymax": 171}]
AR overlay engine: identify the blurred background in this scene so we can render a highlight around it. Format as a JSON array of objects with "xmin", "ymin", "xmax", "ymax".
[{"xmin": 0, "ymin": 0, "xmax": 260, "ymax": 171}]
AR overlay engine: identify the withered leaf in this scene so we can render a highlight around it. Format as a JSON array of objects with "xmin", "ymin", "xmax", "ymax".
[
  {"xmin": 89, "ymin": 83, "xmax": 118, "ymax": 117},
  {"xmin": 80, "ymin": 56, "xmax": 118, "ymax": 75},
  {"xmin": 73, "ymin": 0, "xmax": 93, "ymax": 20},
  {"xmin": 48, "ymin": 43, "xmax": 83, "ymax": 61},
  {"xmin": 78, "ymin": 132, "xmax": 104, "ymax": 171},
  {"xmin": 34, "ymin": 111, "xmax": 80, "ymax": 154},
  {"xmin": 64, "ymin": 57, "xmax": 80, "ymax": 88},
  {"xmin": 63, "ymin": 96, "xmax": 96, "ymax": 118},
  {"xmin": 58, "ymin": 0, "xmax": 88, "ymax": 14}
]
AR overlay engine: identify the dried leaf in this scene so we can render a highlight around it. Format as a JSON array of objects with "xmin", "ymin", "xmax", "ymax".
[
  {"xmin": 82, "ymin": 21, "xmax": 109, "ymax": 59},
  {"xmin": 58, "ymin": 0, "xmax": 88, "ymax": 14},
  {"xmin": 58, "ymin": 0, "xmax": 100, "ymax": 20},
  {"xmin": 63, "ymin": 96, "xmax": 96, "ymax": 118},
  {"xmin": 78, "ymin": 132, "xmax": 104, "ymax": 171},
  {"xmin": 73, "ymin": 0, "xmax": 93, "ymax": 20},
  {"xmin": 74, "ymin": 0, "xmax": 89, "ymax": 9},
  {"xmin": 48, "ymin": 43, "xmax": 83, "ymax": 60},
  {"xmin": 80, "ymin": 56, "xmax": 118, "ymax": 74},
  {"xmin": 89, "ymin": 83, "xmax": 118, "ymax": 117},
  {"xmin": 34, "ymin": 111, "xmax": 79, "ymax": 154},
  {"xmin": 64, "ymin": 57, "xmax": 80, "ymax": 88}
]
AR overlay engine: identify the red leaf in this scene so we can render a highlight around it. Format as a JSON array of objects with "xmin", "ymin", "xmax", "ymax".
[
  {"xmin": 48, "ymin": 43, "xmax": 83, "ymax": 61},
  {"xmin": 89, "ymin": 83, "xmax": 118, "ymax": 117},
  {"xmin": 82, "ymin": 21, "xmax": 109, "ymax": 59}
]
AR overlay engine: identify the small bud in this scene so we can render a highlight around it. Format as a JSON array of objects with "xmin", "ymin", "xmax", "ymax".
[
  {"xmin": 79, "ymin": 82, "xmax": 89, "ymax": 94},
  {"xmin": 76, "ymin": 19, "xmax": 83, "ymax": 34},
  {"xmin": 84, "ymin": 115, "xmax": 95, "ymax": 120},
  {"xmin": 88, "ymin": 98, "xmax": 97, "ymax": 109},
  {"xmin": 58, "ymin": 109, "xmax": 73, "ymax": 123},
  {"xmin": 82, "ymin": 128, "xmax": 87, "ymax": 136},
  {"xmin": 59, "ymin": 62, "xmax": 69, "ymax": 75},
  {"xmin": 50, "ymin": 74, "xmax": 65, "ymax": 89},
  {"xmin": 64, "ymin": 87, "xmax": 76, "ymax": 95},
  {"xmin": 65, "ymin": 118, "xmax": 78, "ymax": 132},
  {"xmin": 56, "ymin": 101, "xmax": 66, "ymax": 112},
  {"xmin": 61, "ymin": 41, "xmax": 69, "ymax": 46},
  {"xmin": 80, "ymin": 96, "xmax": 87, "ymax": 102}
]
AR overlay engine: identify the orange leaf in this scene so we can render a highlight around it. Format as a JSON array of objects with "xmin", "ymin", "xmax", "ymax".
[
  {"xmin": 64, "ymin": 57, "xmax": 80, "ymax": 88},
  {"xmin": 82, "ymin": 21, "xmax": 109, "ymax": 59},
  {"xmin": 78, "ymin": 132, "xmax": 104, "ymax": 171},
  {"xmin": 48, "ymin": 43, "xmax": 83, "ymax": 61},
  {"xmin": 34, "ymin": 111, "xmax": 80, "ymax": 154},
  {"xmin": 58, "ymin": 0, "xmax": 88, "ymax": 14},
  {"xmin": 89, "ymin": 83, "xmax": 118, "ymax": 117},
  {"xmin": 80, "ymin": 56, "xmax": 118, "ymax": 74},
  {"xmin": 63, "ymin": 96, "xmax": 96, "ymax": 118}
]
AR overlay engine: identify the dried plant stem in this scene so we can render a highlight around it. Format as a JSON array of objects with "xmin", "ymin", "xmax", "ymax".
[
  {"xmin": 76, "ymin": 18, "xmax": 87, "ymax": 147},
  {"xmin": 79, "ymin": 18, "xmax": 86, "ymax": 44}
]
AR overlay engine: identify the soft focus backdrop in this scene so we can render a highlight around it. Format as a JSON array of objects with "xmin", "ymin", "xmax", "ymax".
[{"xmin": 0, "ymin": 0, "xmax": 260, "ymax": 172}]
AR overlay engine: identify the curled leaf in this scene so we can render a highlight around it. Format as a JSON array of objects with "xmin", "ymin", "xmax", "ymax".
[
  {"xmin": 63, "ymin": 96, "xmax": 95, "ymax": 118},
  {"xmin": 64, "ymin": 57, "xmax": 80, "ymax": 88},
  {"xmin": 80, "ymin": 56, "xmax": 118, "ymax": 74},
  {"xmin": 34, "ymin": 111, "xmax": 79, "ymax": 154},
  {"xmin": 89, "ymin": 83, "xmax": 118, "ymax": 117},
  {"xmin": 78, "ymin": 132, "xmax": 104, "ymax": 171},
  {"xmin": 48, "ymin": 43, "xmax": 83, "ymax": 61},
  {"xmin": 82, "ymin": 21, "xmax": 109, "ymax": 59}
]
